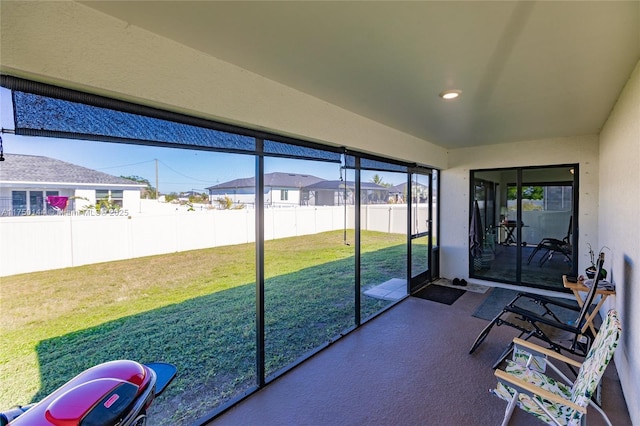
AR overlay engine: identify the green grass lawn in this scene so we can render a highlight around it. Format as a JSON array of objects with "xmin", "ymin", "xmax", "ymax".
[{"xmin": 1, "ymin": 230, "xmax": 411, "ymax": 424}]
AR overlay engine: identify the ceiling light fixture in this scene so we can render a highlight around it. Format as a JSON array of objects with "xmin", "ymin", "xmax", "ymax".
[{"xmin": 439, "ymin": 89, "xmax": 462, "ymax": 100}]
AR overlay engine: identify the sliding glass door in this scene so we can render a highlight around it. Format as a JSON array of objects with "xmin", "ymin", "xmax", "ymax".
[{"xmin": 470, "ymin": 165, "xmax": 577, "ymax": 291}]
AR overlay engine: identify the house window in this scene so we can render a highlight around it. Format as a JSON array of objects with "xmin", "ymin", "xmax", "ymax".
[
  {"xmin": 45, "ymin": 191, "xmax": 60, "ymax": 214},
  {"xmin": 29, "ymin": 191, "xmax": 44, "ymax": 214},
  {"xmin": 11, "ymin": 190, "xmax": 59, "ymax": 215},
  {"xmin": 96, "ymin": 189, "xmax": 124, "ymax": 208},
  {"xmin": 110, "ymin": 190, "xmax": 123, "ymax": 207},
  {"xmin": 11, "ymin": 191, "xmax": 27, "ymax": 215},
  {"xmin": 280, "ymin": 189, "xmax": 288, "ymax": 201}
]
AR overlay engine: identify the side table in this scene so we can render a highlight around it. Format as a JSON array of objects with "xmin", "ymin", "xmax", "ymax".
[{"xmin": 562, "ymin": 275, "xmax": 615, "ymax": 336}]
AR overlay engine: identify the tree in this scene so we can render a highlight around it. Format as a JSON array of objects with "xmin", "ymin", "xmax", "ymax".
[
  {"xmin": 189, "ymin": 192, "xmax": 209, "ymax": 203},
  {"xmin": 507, "ymin": 185, "xmax": 543, "ymax": 200},
  {"xmin": 165, "ymin": 192, "xmax": 179, "ymax": 202},
  {"xmin": 121, "ymin": 175, "xmax": 157, "ymax": 199},
  {"xmin": 371, "ymin": 174, "xmax": 392, "ymax": 188},
  {"xmin": 215, "ymin": 196, "xmax": 245, "ymax": 210}
]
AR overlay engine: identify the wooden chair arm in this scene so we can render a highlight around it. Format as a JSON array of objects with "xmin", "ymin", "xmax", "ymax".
[
  {"xmin": 494, "ymin": 369, "xmax": 586, "ymax": 414},
  {"xmin": 513, "ymin": 338, "xmax": 582, "ymax": 368}
]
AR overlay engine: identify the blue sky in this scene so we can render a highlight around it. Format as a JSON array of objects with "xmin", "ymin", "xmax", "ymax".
[{"xmin": 0, "ymin": 87, "xmax": 405, "ymax": 193}]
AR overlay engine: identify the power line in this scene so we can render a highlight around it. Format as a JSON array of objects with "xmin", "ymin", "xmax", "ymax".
[
  {"xmin": 96, "ymin": 159, "xmax": 155, "ymax": 171},
  {"xmin": 157, "ymin": 159, "xmax": 213, "ymax": 183},
  {"xmin": 96, "ymin": 158, "xmax": 215, "ymax": 191}
]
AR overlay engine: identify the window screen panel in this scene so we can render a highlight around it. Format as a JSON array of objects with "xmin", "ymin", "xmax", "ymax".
[
  {"xmin": 10, "ymin": 90, "xmax": 255, "ymax": 152},
  {"xmin": 263, "ymin": 140, "xmax": 341, "ymax": 163},
  {"xmin": 345, "ymin": 155, "xmax": 409, "ymax": 172}
]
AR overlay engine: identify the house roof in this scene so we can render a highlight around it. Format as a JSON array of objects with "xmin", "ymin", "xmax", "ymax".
[
  {"xmin": 304, "ymin": 180, "xmax": 388, "ymax": 191},
  {"xmin": 0, "ymin": 154, "xmax": 145, "ymax": 187},
  {"xmin": 207, "ymin": 172, "xmax": 323, "ymax": 191},
  {"xmin": 389, "ymin": 182, "xmax": 428, "ymax": 195}
]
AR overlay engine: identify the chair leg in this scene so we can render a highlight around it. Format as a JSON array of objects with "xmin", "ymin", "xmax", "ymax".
[
  {"xmin": 527, "ymin": 244, "xmax": 542, "ymax": 264},
  {"xmin": 501, "ymin": 391, "xmax": 519, "ymax": 426},
  {"xmin": 492, "ymin": 328, "xmax": 537, "ymax": 369},
  {"xmin": 589, "ymin": 399, "xmax": 613, "ymax": 426},
  {"xmin": 469, "ymin": 319, "xmax": 497, "ymax": 354},
  {"xmin": 539, "ymin": 249, "xmax": 554, "ymax": 267},
  {"xmin": 493, "ymin": 341, "xmax": 515, "ymax": 369}
]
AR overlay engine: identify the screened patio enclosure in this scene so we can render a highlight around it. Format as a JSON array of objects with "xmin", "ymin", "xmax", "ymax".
[{"xmin": 0, "ymin": 75, "xmax": 438, "ymax": 424}]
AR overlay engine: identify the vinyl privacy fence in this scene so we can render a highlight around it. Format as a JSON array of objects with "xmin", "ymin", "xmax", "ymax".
[{"xmin": 1, "ymin": 204, "xmax": 429, "ymax": 277}]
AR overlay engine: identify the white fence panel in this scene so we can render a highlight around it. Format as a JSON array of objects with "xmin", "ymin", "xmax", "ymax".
[
  {"xmin": 1, "ymin": 204, "xmax": 420, "ymax": 277},
  {"xmin": 213, "ymin": 209, "xmax": 254, "ymax": 246},
  {"xmin": 316, "ymin": 206, "xmax": 342, "ymax": 234},
  {"xmin": 363, "ymin": 205, "xmax": 408, "ymax": 234},
  {"xmin": 295, "ymin": 208, "xmax": 317, "ymax": 236},
  {"xmin": 0, "ymin": 216, "xmax": 73, "ymax": 274},
  {"xmin": 175, "ymin": 212, "xmax": 217, "ymax": 252},
  {"xmin": 269, "ymin": 208, "xmax": 299, "ymax": 240},
  {"xmin": 71, "ymin": 216, "xmax": 133, "ymax": 266},
  {"xmin": 130, "ymin": 214, "xmax": 179, "ymax": 257},
  {"xmin": 390, "ymin": 205, "xmax": 408, "ymax": 234}
]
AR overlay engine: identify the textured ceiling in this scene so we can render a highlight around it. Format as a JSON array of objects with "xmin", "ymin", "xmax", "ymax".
[{"xmin": 82, "ymin": 1, "xmax": 640, "ymax": 149}]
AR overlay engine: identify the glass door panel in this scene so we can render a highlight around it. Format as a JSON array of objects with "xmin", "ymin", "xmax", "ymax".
[
  {"xmin": 471, "ymin": 169, "xmax": 517, "ymax": 284},
  {"xmin": 263, "ymin": 156, "xmax": 355, "ymax": 378},
  {"xmin": 359, "ymin": 168, "xmax": 407, "ymax": 320},
  {"xmin": 520, "ymin": 167, "xmax": 575, "ymax": 291},
  {"xmin": 410, "ymin": 172, "xmax": 431, "ymax": 290}
]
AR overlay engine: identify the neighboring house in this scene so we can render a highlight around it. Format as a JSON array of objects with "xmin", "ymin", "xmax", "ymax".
[
  {"xmin": 388, "ymin": 182, "xmax": 430, "ymax": 204},
  {"xmin": 207, "ymin": 172, "xmax": 323, "ymax": 207},
  {"xmin": 303, "ymin": 180, "xmax": 389, "ymax": 206},
  {"xmin": 0, "ymin": 154, "xmax": 146, "ymax": 215}
]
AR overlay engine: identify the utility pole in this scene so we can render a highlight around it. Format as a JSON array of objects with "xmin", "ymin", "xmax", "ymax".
[{"xmin": 155, "ymin": 159, "xmax": 159, "ymax": 201}]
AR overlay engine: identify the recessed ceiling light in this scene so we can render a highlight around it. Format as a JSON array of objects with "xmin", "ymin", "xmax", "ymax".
[{"xmin": 439, "ymin": 89, "xmax": 462, "ymax": 100}]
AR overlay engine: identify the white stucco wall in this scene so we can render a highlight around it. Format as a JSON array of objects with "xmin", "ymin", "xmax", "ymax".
[
  {"xmin": 122, "ymin": 189, "xmax": 141, "ymax": 214},
  {"xmin": 442, "ymin": 134, "xmax": 600, "ymax": 281},
  {"xmin": 72, "ymin": 189, "xmax": 94, "ymax": 211},
  {"xmin": 0, "ymin": 1, "xmax": 447, "ymax": 169},
  {"xmin": 598, "ymin": 60, "xmax": 640, "ymax": 425}
]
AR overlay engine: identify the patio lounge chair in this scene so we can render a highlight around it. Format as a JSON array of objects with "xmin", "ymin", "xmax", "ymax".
[
  {"xmin": 469, "ymin": 252, "xmax": 605, "ymax": 369},
  {"xmin": 491, "ymin": 309, "xmax": 621, "ymax": 426},
  {"xmin": 527, "ymin": 217, "xmax": 572, "ymax": 267}
]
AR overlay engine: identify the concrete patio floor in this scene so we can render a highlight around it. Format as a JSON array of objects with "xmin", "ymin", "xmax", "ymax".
[{"xmin": 209, "ymin": 288, "xmax": 631, "ymax": 425}]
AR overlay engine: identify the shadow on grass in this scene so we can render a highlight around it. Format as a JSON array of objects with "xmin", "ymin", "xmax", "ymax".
[{"xmin": 33, "ymin": 246, "xmax": 404, "ymax": 424}]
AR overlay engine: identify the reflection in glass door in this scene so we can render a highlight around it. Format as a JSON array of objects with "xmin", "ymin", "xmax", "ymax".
[
  {"xmin": 520, "ymin": 167, "xmax": 575, "ymax": 290},
  {"xmin": 471, "ymin": 169, "xmax": 517, "ymax": 284}
]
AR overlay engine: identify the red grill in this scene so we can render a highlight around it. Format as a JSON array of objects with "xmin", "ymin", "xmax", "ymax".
[{"xmin": 6, "ymin": 360, "xmax": 160, "ymax": 426}]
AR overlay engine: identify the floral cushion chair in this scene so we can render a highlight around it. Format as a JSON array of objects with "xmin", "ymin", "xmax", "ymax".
[{"xmin": 491, "ymin": 309, "xmax": 621, "ymax": 426}]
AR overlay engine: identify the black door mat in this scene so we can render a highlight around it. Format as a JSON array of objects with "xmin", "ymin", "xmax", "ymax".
[{"xmin": 412, "ymin": 284, "xmax": 466, "ymax": 305}]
